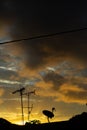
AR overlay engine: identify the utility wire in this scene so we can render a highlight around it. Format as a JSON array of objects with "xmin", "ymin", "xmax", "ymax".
[{"xmin": 0, "ymin": 27, "xmax": 87, "ymax": 44}]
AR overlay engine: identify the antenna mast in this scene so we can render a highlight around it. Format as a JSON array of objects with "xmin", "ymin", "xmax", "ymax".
[
  {"xmin": 24, "ymin": 90, "xmax": 35, "ymax": 122},
  {"xmin": 12, "ymin": 87, "xmax": 25, "ymax": 125}
]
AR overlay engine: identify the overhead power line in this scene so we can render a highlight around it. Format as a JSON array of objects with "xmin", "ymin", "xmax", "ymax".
[{"xmin": 0, "ymin": 27, "xmax": 87, "ymax": 44}]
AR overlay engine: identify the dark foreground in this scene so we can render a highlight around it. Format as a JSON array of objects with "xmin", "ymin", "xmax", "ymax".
[{"xmin": 0, "ymin": 112, "xmax": 87, "ymax": 129}]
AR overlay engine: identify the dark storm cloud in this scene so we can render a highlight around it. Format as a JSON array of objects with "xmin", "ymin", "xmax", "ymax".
[
  {"xmin": 14, "ymin": 38, "xmax": 87, "ymax": 69},
  {"xmin": 1, "ymin": 1, "xmax": 87, "ymax": 69},
  {"xmin": 41, "ymin": 71, "xmax": 66, "ymax": 89},
  {"xmin": 0, "ymin": 1, "xmax": 87, "ymax": 33}
]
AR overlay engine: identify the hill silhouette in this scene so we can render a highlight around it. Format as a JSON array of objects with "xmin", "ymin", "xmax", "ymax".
[{"xmin": 0, "ymin": 112, "xmax": 87, "ymax": 129}]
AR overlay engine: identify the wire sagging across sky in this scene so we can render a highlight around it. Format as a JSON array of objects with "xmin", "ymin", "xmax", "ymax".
[{"xmin": 0, "ymin": 27, "xmax": 87, "ymax": 45}]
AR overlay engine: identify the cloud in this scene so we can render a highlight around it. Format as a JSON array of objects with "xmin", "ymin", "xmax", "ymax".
[
  {"xmin": 1, "ymin": 1, "xmax": 87, "ymax": 70},
  {"xmin": 36, "ymin": 81, "xmax": 87, "ymax": 104},
  {"xmin": 58, "ymin": 84, "xmax": 87, "ymax": 104},
  {"xmin": 0, "ymin": 0, "xmax": 87, "ymax": 106},
  {"xmin": 4, "ymin": 36, "xmax": 87, "ymax": 73},
  {"xmin": 36, "ymin": 64, "xmax": 87, "ymax": 104},
  {"xmin": 40, "ymin": 70, "xmax": 66, "ymax": 90},
  {"xmin": 0, "ymin": 88, "xmax": 4, "ymax": 96}
]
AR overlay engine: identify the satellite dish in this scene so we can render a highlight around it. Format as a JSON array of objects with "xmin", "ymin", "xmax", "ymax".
[{"xmin": 42, "ymin": 107, "xmax": 56, "ymax": 123}]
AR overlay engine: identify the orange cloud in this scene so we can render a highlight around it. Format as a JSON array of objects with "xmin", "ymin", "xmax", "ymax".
[
  {"xmin": 0, "ymin": 88, "xmax": 4, "ymax": 96},
  {"xmin": 35, "ymin": 80, "xmax": 87, "ymax": 104},
  {"xmin": 55, "ymin": 83, "xmax": 87, "ymax": 104}
]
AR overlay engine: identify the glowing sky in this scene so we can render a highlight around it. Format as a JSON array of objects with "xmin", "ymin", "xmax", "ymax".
[{"xmin": 0, "ymin": 1, "xmax": 87, "ymax": 125}]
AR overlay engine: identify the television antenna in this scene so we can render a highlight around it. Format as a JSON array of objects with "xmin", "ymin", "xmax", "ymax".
[
  {"xmin": 12, "ymin": 87, "xmax": 25, "ymax": 125},
  {"xmin": 23, "ymin": 90, "xmax": 35, "ymax": 122}
]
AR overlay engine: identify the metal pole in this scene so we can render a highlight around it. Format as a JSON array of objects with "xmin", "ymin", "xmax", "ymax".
[
  {"xmin": 20, "ymin": 91, "xmax": 24, "ymax": 125},
  {"xmin": 27, "ymin": 93, "xmax": 30, "ymax": 122},
  {"xmin": 23, "ymin": 90, "xmax": 35, "ymax": 122},
  {"xmin": 12, "ymin": 87, "xmax": 25, "ymax": 125}
]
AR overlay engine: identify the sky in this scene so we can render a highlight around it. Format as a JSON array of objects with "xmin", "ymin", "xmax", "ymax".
[{"xmin": 0, "ymin": 0, "xmax": 87, "ymax": 125}]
